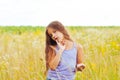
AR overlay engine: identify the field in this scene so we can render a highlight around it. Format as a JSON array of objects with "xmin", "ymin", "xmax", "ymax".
[{"xmin": 0, "ymin": 26, "xmax": 120, "ymax": 80}]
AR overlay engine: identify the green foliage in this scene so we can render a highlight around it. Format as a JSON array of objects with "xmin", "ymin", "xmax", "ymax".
[{"xmin": 0, "ymin": 26, "xmax": 120, "ymax": 80}]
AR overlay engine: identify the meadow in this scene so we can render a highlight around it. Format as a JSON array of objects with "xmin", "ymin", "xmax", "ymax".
[{"xmin": 0, "ymin": 26, "xmax": 120, "ymax": 80}]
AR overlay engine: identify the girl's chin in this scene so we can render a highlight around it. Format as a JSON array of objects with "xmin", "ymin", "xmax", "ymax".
[{"xmin": 59, "ymin": 39, "xmax": 64, "ymax": 43}]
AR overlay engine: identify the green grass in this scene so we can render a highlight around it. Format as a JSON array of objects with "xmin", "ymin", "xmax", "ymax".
[{"xmin": 0, "ymin": 26, "xmax": 120, "ymax": 80}]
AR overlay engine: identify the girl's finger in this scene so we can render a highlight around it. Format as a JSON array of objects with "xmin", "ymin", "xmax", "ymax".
[{"xmin": 55, "ymin": 40, "xmax": 59, "ymax": 44}]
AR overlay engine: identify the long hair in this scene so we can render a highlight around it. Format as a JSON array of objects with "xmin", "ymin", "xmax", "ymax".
[{"xmin": 45, "ymin": 21, "xmax": 73, "ymax": 72}]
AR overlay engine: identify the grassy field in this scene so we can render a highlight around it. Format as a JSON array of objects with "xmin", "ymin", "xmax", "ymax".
[{"xmin": 0, "ymin": 26, "xmax": 120, "ymax": 80}]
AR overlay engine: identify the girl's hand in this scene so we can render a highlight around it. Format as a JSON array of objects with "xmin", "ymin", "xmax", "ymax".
[
  {"xmin": 77, "ymin": 63, "xmax": 85, "ymax": 72},
  {"xmin": 56, "ymin": 40, "xmax": 65, "ymax": 52}
]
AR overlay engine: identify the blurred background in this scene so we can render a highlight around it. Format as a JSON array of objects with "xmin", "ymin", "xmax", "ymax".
[
  {"xmin": 0, "ymin": 0, "xmax": 120, "ymax": 26},
  {"xmin": 0, "ymin": 0, "xmax": 120, "ymax": 80}
]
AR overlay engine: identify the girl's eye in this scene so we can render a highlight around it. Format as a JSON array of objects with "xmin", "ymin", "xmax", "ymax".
[{"xmin": 53, "ymin": 30, "xmax": 56, "ymax": 33}]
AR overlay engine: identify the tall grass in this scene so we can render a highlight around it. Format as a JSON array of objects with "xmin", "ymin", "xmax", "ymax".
[{"xmin": 0, "ymin": 26, "xmax": 120, "ymax": 80}]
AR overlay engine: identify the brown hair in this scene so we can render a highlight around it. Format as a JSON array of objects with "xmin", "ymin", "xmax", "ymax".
[{"xmin": 45, "ymin": 21, "xmax": 72, "ymax": 72}]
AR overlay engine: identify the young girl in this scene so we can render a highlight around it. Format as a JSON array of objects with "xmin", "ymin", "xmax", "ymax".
[{"xmin": 45, "ymin": 21, "xmax": 85, "ymax": 80}]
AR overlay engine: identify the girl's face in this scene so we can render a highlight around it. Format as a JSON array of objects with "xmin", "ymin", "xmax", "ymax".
[{"xmin": 47, "ymin": 27, "xmax": 64, "ymax": 42}]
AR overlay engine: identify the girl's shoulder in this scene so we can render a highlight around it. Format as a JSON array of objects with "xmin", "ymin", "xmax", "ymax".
[{"xmin": 74, "ymin": 42, "xmax": 83, "ymax": 50}]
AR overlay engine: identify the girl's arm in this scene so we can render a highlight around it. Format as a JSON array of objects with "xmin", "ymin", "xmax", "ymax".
[
  {"xmin": 49, "ymin": 41, "xmax": 65, "ymax": 70},
  {"xmin": 76, "ymin": 44, "xmax": 85, "ymax": 71},
  {"xmin": 49, "ymin": 49, "xmax": 63, "ymax": 70}
]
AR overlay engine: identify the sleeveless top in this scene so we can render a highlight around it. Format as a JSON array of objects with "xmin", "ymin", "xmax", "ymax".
[{"xmin": 47, "ymin": 43, "xmax": 77, "ymax": 80}]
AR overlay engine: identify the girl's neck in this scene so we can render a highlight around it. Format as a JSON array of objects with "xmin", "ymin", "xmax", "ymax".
[{"xmin": 63, "ymin": 39, "xmax": 74, "ymax": 50}]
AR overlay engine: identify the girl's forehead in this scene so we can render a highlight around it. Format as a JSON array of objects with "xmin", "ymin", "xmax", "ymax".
[{"xmin": 47, "ymin": 27, "xmax": 56, "ymax": 34}]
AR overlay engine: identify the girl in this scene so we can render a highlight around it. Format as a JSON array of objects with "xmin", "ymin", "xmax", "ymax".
[{"xmin": 45, "ymin": 21, "xmax": 85, "ymax": 80}]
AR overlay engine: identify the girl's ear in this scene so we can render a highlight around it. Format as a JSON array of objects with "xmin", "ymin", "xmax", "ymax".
[{"xmin": 50, "ymin": 45, "xmax": 56, "ymax": 50}]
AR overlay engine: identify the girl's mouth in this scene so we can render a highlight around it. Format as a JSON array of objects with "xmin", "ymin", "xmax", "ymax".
[{"xmin": 55, "ymin": 37, "xmax": 58, "ymax": 41}]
